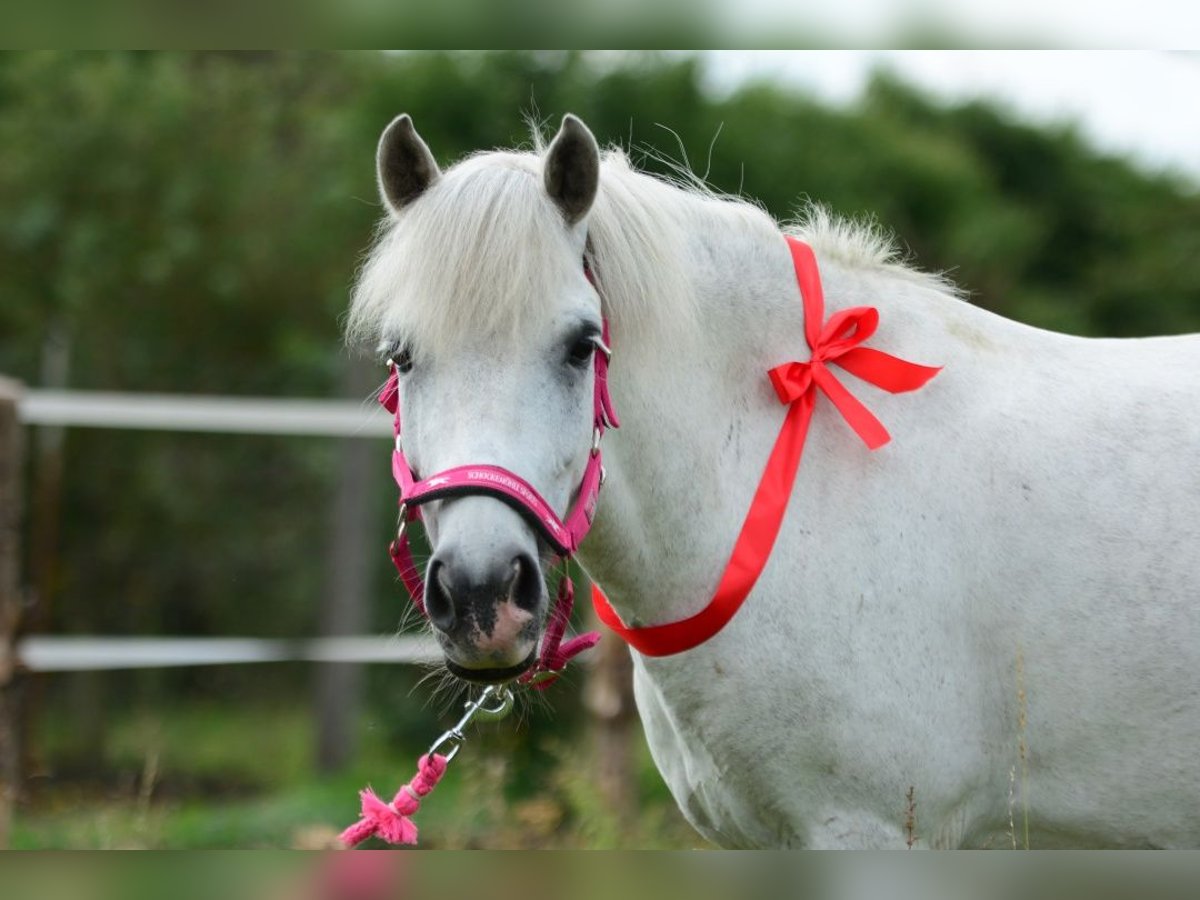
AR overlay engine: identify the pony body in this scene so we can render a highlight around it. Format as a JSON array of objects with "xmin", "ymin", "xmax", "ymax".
[{"xmin": 351, "ymin": 117, "xmax": 1200, "ymax": 848}]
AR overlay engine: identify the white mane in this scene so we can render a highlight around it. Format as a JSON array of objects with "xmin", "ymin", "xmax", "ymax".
[
  {"xmin": 788, "ymin": 205, "xmax": 951, "ymax": 289},
  {"xmin": 347, "ymin": 145, "xmax": 956, "ymax": 355}
]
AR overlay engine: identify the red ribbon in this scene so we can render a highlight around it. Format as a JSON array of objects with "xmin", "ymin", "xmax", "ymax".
[{"xmin": 593, "ymin": 236, "xmax": 941, "ymax": 657}]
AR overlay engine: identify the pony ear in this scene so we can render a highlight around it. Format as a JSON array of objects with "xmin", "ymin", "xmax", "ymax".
[
  {"xmin": 376, "ymin": 114, "xmax": 441, "ymax": 215},
  {"xmin": 544, "ymin": 114, "xmax": 600, "ymax": 226}
]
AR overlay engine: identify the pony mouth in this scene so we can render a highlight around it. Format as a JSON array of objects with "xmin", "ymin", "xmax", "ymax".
[{"xmin": 445, "ymin": 648, "xmax": 537, "ymax": 684}]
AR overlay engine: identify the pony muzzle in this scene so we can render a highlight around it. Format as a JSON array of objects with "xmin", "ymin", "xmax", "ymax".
[{"xmin": 424, "ymin": 544, "xmax": 545, "ymax": 678}]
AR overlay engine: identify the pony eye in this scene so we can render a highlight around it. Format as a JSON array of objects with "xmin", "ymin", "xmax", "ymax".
[
  {"xmin": 386, "ymin": 342, "xmax": 414, "ymax": 374},
  {"xmin": 566, "ymin": 336, "xmax": 596, "ymax": 369}
]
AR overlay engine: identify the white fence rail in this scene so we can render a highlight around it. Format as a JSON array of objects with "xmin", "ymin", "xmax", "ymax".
[
  {"xmin": 14, "ymin": 635, "xmax": 440, "ymax": 672},
  {"xmin": 9, "ymin": 387, "xmax": 420, "ymax": 676},
  {"xmin": 18, "ymin": 388, "xmax": 392, "ymax": 437}
]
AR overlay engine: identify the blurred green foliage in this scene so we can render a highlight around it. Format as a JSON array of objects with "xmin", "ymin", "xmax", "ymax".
[
  {"xmin": 1, "ymin": 51, "xmax": 1198, "ymax": 844},
  {"xmin": 16, "ymin": 696, "xmax": 697, "ymax": 848},
  {"xmin": 4, "ymin": 49, "xmax": 1198, "ymax": 650}
]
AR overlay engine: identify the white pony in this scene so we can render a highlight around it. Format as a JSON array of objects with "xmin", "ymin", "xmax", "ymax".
[{"xmin": 349, "ymin": 114, "xmax": 1200, "ymax": 848}]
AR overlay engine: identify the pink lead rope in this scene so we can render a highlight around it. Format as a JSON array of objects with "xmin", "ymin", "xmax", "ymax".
[{"xmin": 341, "ymin": 260, "xmax": 614, "ymax": 847}]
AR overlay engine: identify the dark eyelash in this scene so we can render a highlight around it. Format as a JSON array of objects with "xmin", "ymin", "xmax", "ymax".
[
  {"xmin": 565, "ymin": 326, "xmax": 602, "ymax": 369},
  {"xmin": 384, "ymin": 341, "xmax": 413, "ymax": 373}
]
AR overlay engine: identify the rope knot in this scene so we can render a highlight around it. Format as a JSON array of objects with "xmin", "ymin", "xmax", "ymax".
[
  {"xmin": 407, "ymin": 753, "xmax": 448, "ymax": 796},
  {"xmin": 340, "ymin": 753, "xmax": 449, "ymax": 847}
]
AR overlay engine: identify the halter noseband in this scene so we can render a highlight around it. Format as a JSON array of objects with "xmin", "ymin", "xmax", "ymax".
[{"xmin": 380, "ymin": 260, "xmax": 617, "ymax": 685}]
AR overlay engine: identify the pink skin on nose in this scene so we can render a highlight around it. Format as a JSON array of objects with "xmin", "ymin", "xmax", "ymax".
[{"xmin": 470, "ymin": 601, "xmax": 534, "ymax": 654}]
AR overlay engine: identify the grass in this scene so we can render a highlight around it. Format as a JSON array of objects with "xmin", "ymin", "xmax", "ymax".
[{"xmin": 13, "ymin": 697, "xmax": 703, "ymax": 849}]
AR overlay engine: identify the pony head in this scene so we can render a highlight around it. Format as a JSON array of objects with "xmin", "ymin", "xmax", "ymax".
[{"xmin": 354, "ymin": 113, "xmax": 605, "ymax": 682}]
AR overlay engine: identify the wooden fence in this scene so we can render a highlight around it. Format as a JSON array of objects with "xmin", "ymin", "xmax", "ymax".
[
  {"xmin": 0, "ymin": 381, "xmax": 418, "ymax": 847},
  {"xmin": 0, "ymin": 380, "xmax": 637, "ymax": 847}
]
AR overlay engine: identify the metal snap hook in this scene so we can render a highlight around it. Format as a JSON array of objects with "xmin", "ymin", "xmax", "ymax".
[
  {"xmin": 473, "ymin": 686, "xmax": 515, "ymax": 723},
  {"xmin": 425, "ymin": 685, "xmax": 514, "ymax": 761},
  {"xmin": 427, "ymin": 728, "xmax": 465, "ymax": 762}
]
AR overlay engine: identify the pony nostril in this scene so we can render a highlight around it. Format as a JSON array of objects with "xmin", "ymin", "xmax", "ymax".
[
  {"xmin": 424, "ymin": 558, "xmax": 456, "ymax": 632},
  {"xmin": 509, "ymin": 553, "xmax": 542, "ymax": 614},
  {"xmin": 426, "ymin": 550, "xmax": 543, "ymax": 636}
]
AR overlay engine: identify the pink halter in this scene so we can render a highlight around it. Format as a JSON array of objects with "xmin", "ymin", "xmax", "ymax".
[{"xmin": 381, "ymin": 261, "xmax": 617, "ymax": 686}]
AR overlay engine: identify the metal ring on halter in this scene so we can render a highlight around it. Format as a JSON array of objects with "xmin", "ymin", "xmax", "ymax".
[
  {"xmin": 594, "ymin": 338, "xmax": 612, "ymax": 362},
  {"xmin": 600, "ymin": 465, "xmax": 607, "ymax": 486},
  {"xmin": 394, "ymin": 434, "xmax": 403, "ymax": 453},
  {"xmin": 591, "ymin": 426, "xmax": 601, "ymax": 456},
  {"xmin": 396, "ymin": 503, "xmax": 408, "ymax": 541}
]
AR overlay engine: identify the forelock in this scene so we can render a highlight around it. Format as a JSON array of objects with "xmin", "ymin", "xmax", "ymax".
[{"xmin": 348, "ymin": 151, "xmax": 581, "ymax": 356}]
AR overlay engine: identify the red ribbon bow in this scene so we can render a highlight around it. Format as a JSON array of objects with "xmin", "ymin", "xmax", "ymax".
[
  {"xmin": 593, "ymin": 236, "xmax": 941, "ymax": 658},
  {"xmin": 767, "ymin": 302, "xmax": 939, "ymax": 451}
]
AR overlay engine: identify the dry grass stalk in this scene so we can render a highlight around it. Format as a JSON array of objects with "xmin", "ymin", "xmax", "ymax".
[
  {"xmin": 1008, "ymin": 765, "xmax": 1017, "ymax": 850},
  {"xmin": 904, "ymin": 785, "xmax": 918, "ymax": 848},
  {"xmin": 1016, "ymin": 648, "xmax": 1030, "ymax": 849}
]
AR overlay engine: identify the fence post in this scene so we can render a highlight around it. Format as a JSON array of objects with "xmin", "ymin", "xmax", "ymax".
[
  {"xmin": 22, "ymin": 323, "xmax": 70, "ymax": 779},
  {"xmin": 314, "ymin": 360, "xmax": 376, "ymax": 774},
  {"xmin": 584, "ymin": 627, "xmax": 638, "ymax": 825},
  {"xmin": 0, "ymin": 376, "xmax": 25, "ymax": 849}
]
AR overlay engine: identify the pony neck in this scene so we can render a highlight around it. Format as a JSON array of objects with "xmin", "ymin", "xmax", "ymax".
[{"xmin": 579, "ymin": 213, "xmax": 811, "ymax": 632}]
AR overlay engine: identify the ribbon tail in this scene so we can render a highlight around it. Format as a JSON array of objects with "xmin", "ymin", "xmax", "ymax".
[
  {"xmin": 707, "ymin": 392, "xmax": 818, "ymax": 615},
  {"xmin": 812, "ymin": 366, "xmax": 891, "ymax": 450},
  {"xmin": 836, "ymin": 347, "xmax": 941, "ymax": 394}
]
